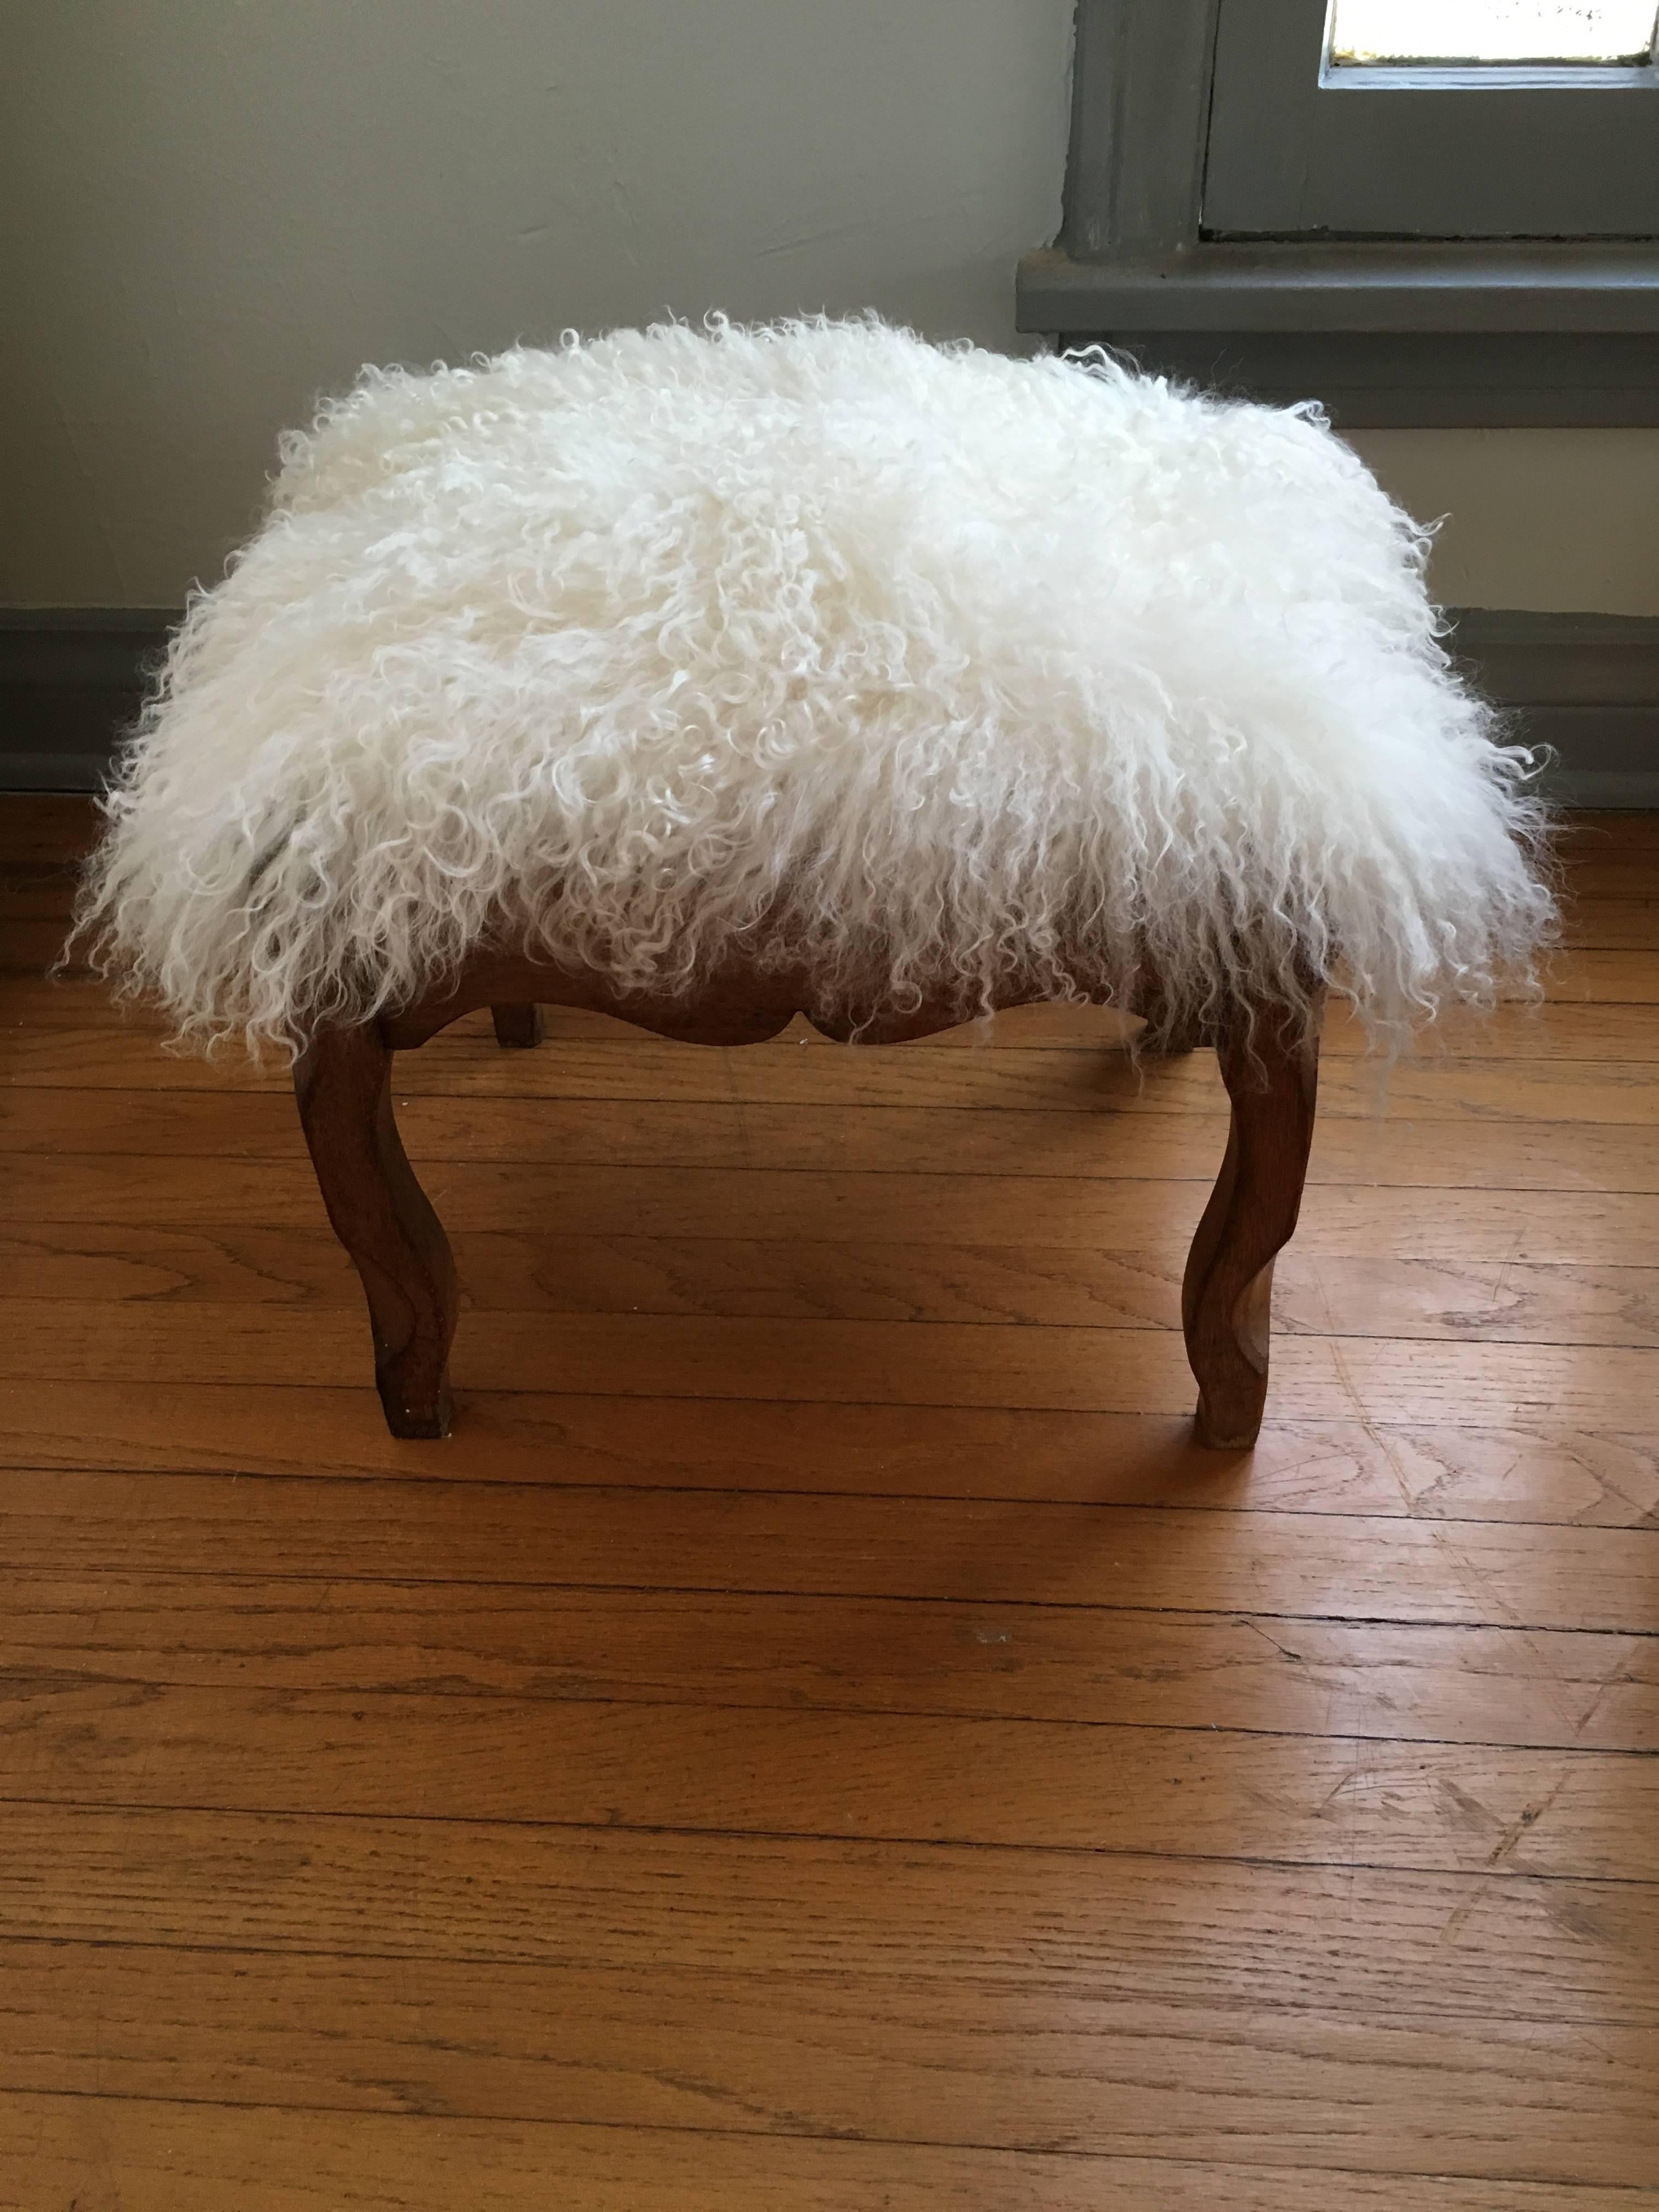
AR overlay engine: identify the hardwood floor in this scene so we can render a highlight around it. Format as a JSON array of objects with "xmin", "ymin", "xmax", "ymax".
[{"xmin": 1, "ymin": 793, "xmax": 1656, "ymax": 2210}]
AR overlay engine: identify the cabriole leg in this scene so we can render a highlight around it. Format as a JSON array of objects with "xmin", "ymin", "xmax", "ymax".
[
  {"xmin": 1182, "ymin": 991, "xmax": 1322, "ymax": 1449},
  {"xmin": 294, "ymin": 1022, "xmax": 459, "ymax": 1438}
]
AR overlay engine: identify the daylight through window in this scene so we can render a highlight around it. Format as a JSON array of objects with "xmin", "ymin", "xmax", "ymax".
[{"xmin": 1329, "ymin": 0, "xmax": 1659, "ymax": 64}]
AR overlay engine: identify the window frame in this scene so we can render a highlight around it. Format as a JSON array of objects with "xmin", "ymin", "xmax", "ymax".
[
  {"xmin": 1204, "ymin": 0, "xmax": 1659, "ymax": 238},
  {"xmin": 1014, "ymin": 0, "xmax": 1659, "ymax": 425}
]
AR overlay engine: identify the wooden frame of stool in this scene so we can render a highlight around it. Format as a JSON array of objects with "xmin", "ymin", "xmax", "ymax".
[{"xmin": 294, "ymin": 954, "xmax": 1322, "ymax": 1451}]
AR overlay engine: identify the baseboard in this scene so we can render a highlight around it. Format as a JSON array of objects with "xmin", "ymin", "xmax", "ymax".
[
  {"xmin": 1444, "ymin": 610, "xmax": 1659, "ymax": 809},
  {"xmin": 1, "ymin": 751, "xmax": 122, "ymax": 792},
  {"xmin": 0, "ymin": 610, "xmax": 174, "ymax": 796},
  {"xmin": 3, "ymin": 604, "xmax": 1657, "ymax": 808},
  {"xmin": 1542, "ymin": 767, "xmax": 1659, "ymax": 808}
]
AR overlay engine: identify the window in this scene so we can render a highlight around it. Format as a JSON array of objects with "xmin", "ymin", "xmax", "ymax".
[
  {"xmin": 1016, "ymin": 0, "xmax": 1659, "ymax": 425},
  {"xmin": 1331, "ymin": 2, "xmax": 1659, "ymax": 65},
  {"xmin": 1203, "ymin": 0, "xmax": 1659, "ymax": 237}
]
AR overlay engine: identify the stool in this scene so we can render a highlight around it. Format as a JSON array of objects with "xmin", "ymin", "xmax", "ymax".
[
  {"xmin": 294, "ymin": 956, "xmax": 1321, "ymax": 1449},
  {"xmin": 76, "ymin": 317, "xmax": 1553, "ymax": 1447}
]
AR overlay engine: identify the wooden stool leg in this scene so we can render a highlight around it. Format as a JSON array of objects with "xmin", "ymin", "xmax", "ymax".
[
  {"xmin": 492, "ymin": 1002, "xmax": 544, "ymax": 1048},
  {"xmin": 294, "ymin": 1022, "xmax": 459, "ymax": 1439},
  {"xmin": 1182, "ymin": 991, "xmax": 1322, "ymax": 1449}
]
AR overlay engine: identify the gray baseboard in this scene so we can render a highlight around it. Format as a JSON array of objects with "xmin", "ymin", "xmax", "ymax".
[
  {"xmin": 2, "ymin": 752, "xmax": 124, "ymax": 792},
  {"xmin": 1444, "ymin": 609, "xmax": 1659, "ymax": 808},
  {"xmin": 0, "ymin": 610, "xmax": 173, "ymax": 797},
  {"xmin": 3, "ymin": 603, "xmax": 1657, "ymax": 809}
]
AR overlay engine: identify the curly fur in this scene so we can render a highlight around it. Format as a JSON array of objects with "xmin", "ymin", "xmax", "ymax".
[{"xmin": 76, "ymin": 313, "xmax": 1555, "ymax": 1054}]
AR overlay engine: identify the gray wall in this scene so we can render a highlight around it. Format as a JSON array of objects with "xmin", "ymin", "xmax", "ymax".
[
  {"xmin": 2, "ymin": 0, "xmax": 1074, "ymax": 606},
  {"xmin": 5, "ymin": 2, "xmax": 1658, "ymax": 616}
]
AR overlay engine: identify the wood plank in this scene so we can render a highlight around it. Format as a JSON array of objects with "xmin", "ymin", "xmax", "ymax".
[
  {"xmin": 0, "ymin": 916, "xmax": 78, "ymax": 973},
  {"xmin": 2, "ymin": 787, "xmax": 1655, "ymax": 2212},
  {"xmin": 13, "ymin": 1030, "xmax": 1659, "ymax": 1163},
  {"xmin": 3, "ymin": 1381, "xmax": 1654, "ymax": 1527},
  {"xmin": 7, "ymin": 1804, "xmax": 1655, "ymax": 2022},
  {"xmin": 2, "ymin": 2090, "xmax": 1642, "ymax": 2212},
  {"xmin": 0, "ymin": 860, "xmax": 81, "ymax": 923},
  {"xmin": 0, "ymin": 793, "xmax": 97, "ymax": 861},
  {"xmin": 1562, "ymin": 898, "xmax": 1659, "ymax": 950},
  {"xmin": 1555, "ymin": 812, "xmax": 1659, "ymax": 857},
  {"xmin": 3, "ymin": 1939, "xmax": 1654, "ymax": 2183},
  {"xmin": 4, "ymin": 1222, "xmax": 1656, "ymax": 1346},
  {"xmin": 1269, "ymin": 1256, "xmax": 1659, "ymax": 1346},
  {"xmin": 5, "ymin": 1570, "xmax": 1652, "ymax": 1748},
  {"xmin": 1533, "ymin": 947, "xmax": 1659, "ymax": 1002},
  {"xmin": 1551, "ymin": 859, "xmax": 1659, "ymax": 900},
  {"xmin": 6, "ymin": 1155, "xmax": 1227, "ymax": 1238},
  {"xmin": 2, "ymin": 1679, "xmax": 1649, "ymax": 1874},
  {"xmin": 1319, "ymin": 995, "xmax": 1659, "ymax": 1059},
  {"xmin": 2, "ymin": 1295, "xmax": 1655, "ymax": 1423},
  {"xmin": 9, "ymin": 1156, "xmax": 1659, "ymax": 1263},
  {"xmin": 10, "ymin": 1087, "xmax": 1659, "ymax": 1206},
  {"xmin": 4, "ymin": 1472, "xmax": 1654, "ymax": 1634}
]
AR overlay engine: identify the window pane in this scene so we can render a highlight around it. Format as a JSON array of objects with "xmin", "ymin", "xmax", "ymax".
[{"xmin": 1330, "ymin": 1, "xmax": 1659, "ymax": 63}]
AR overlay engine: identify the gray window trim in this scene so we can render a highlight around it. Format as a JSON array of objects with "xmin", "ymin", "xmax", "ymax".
[
  {"xmin": 1205, "ymin": 0, "xmax": 1659, "ymax": 238},
  {"xmin": 1016, "ymin": 0, "xmax": 1659, "ymax": 425}
]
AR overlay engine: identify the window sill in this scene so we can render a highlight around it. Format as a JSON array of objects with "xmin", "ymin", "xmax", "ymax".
[{"xmin": 1016, "ymin": 241, "xmax": 1659, "ymax": 425}]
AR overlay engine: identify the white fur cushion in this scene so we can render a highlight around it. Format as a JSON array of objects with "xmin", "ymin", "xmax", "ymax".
[{"xmin": 80, "ymin": 315, "xmax": 1553, "ymax": 1051}]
